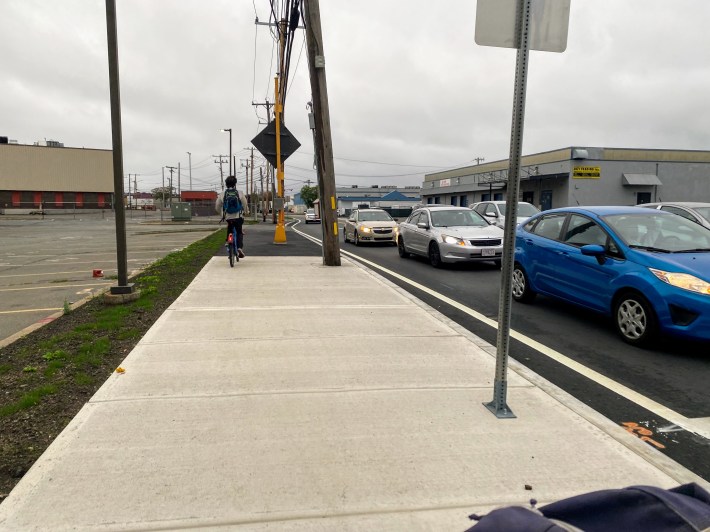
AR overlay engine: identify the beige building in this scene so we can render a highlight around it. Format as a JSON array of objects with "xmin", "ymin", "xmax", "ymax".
[{"xmin": 0, "ymin": 143, "xmax": 113, "ymax": 210}]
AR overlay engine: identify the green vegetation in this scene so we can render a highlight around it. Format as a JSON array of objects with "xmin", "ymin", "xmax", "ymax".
[{"xmin": 0, "ymin": 385, "xmax": 57, "ymax": 417}]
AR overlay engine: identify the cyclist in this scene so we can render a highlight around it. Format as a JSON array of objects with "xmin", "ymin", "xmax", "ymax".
[{"xmin": 216, "ymin": 175, "xmax": 248, "ymax": 258}]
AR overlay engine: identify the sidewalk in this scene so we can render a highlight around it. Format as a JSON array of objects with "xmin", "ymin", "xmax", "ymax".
[{"xmin": 1, "ymin": 227, "xmax": 707, "ymax": 530}]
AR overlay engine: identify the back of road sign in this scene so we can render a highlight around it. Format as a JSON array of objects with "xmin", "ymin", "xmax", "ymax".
[{"xmin": 475, "ymin": 0, "xmax": 570, "ymax": 53}]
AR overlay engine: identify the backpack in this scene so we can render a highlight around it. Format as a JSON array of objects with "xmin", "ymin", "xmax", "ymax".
[
  {"xmin": 223, "ymin": 189, "xmax": 243, "ymax": 215},
  {"xmin": 466, "ymin": 483, "xmax": 710, "ymax": 532}
]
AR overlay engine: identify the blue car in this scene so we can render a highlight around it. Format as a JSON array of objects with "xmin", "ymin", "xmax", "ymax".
[{"xmin": 512, "ymin": 206, "xmax": 710, "ymax": 346}]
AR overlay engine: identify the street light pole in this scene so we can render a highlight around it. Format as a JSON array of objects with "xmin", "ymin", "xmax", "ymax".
[{"xmin": 221, "ymin": 129, "xmax": 232, "ymax": 175}]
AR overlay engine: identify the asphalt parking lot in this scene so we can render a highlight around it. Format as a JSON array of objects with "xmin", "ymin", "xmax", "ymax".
[{"xmin": 0, "ymin": 211, "xmax": 219, "ymax": 346}]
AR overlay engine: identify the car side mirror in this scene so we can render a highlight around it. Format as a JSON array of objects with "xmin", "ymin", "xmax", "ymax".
[
  {"xmin": 417, "ymin": 221, "xmax": 430, "ymax": 230},
  {"xmin": 581, "ymin": 244, "xmax": 607, "ymax": 265}
]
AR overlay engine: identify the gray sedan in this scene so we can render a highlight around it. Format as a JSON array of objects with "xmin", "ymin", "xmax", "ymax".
[{"xmin": 397, "ymin": 206, "xmax": 504, "ymax": 267}]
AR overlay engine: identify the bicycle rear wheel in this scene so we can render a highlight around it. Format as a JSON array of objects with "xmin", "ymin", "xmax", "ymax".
[{"xmin": 228, "ymin": 243, "xmax": 235, "ymax": 267}]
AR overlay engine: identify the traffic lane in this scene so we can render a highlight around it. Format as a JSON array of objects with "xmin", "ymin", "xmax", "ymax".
[
  {"xmin": 0, "ymin": 215, "xmax": 218, "ymax": 343},
  {"xmin": 341, "ymin": 238, "xmax": 710, "ymax": 419}
]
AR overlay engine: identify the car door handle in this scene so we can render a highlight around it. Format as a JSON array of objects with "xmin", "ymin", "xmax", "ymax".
[
  {"xmin": 524, "ymin": 238, "xmax": 534, "ymax": 245},
  {"xmin": 556, "ymin": 250, "xmax": 570, "ymax": 257}
]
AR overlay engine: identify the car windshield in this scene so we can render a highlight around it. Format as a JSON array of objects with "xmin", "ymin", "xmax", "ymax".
[
  {"xmin": 359, "ymin": 211, "xmax": 393, "ymax": 222},
  {"xmin": 430, "ymin": 209, "xmax": 488, "ymax": 227},
  {"xmin": 604, "ymin": 213, "xmax": 710, "ymax": 252},
  {"xmin": 498, "ymin": 203, "xmax": 539, "ymax": 217}
]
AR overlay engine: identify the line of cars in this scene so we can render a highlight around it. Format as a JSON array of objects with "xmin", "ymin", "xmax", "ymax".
[{"xmin": 337, "ymin": 201, "xmax": 710, "ymax": 346}]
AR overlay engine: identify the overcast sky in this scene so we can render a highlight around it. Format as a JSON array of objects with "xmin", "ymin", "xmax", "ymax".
[{"xmin": 2, "ymin": 1, "xmax": 709, "ymax": 196}]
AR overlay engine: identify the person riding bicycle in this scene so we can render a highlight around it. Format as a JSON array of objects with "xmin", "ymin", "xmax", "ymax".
[{"xmin": 216, "ymin": 175, "xmax": 248, "ymax": 258}]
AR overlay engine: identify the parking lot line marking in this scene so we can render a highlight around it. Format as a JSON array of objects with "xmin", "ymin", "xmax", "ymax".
[
  {"xmin": 0, "ymin": 282, "xmax": 111, "ymax": 293},
  {"xmin": 0, "ymin": 270, "xmax": 118, "ymax": 278},
  {"xmin": 0, "ymin": 308, "xmax": 63, "ymax": 315},
  {"xmin": 293, "ymin": 225, "xmax": 700, "ymax": 436}
]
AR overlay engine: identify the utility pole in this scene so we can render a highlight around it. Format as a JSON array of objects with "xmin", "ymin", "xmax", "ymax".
[
  {"xmin": 253, "ymin": 99, "xmax": 277, "ymax": 224},
  {"xmin": 260, "ymin": 167, "xmax": 266, "ymax": 222},
  {"xmin": 187, "ymin": 151, "xmax": 192, "ymax": 190},
  {"xmin": 250, "ymin": 147, "xmax": 255, "ymax": 220},
  {"xmin": 165, "ymin": 166, "xmax": 177, "ymax": 207},
  {"xmin": 177, "ymin": 162, "xmax": 181, "ymax": 200},
  {"xmin": 303, "ymin": 0, "xmax": 340, "ymax": 265},
  {"xmin": 212, "ymin": 155, "xmax": 228, "ymax": 190},
  {"xmin": 126, "ymin": 174, "xmax": 131, "ymax": 209},
  {"xmin": 161, "ymin": 166, "xmax": 165, "ymax": 221},
  {"xmin": 474, "ymin": 157, "xmax": 485, "ymax": 165}
]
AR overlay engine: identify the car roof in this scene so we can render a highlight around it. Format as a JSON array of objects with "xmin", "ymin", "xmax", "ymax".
[
  {"xmin": 473, "ymin": 200, "xmax": 534, "ymax": 205},
  {"xmin": 540, "ymin": 205, "xmax": 676, "ymax": 217},
  {"xmin": 355, "ymin": 208, "xmax": 387, "ymax": 212},
  {"xmin": 415, "ymin": 205, "xmax": 469, "ymax": 211},
  {"xmin": 641, "ymin": 202, "xmax": 710, "ymax": 208}
]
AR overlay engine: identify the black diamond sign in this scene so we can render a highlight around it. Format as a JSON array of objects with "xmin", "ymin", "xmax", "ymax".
[{"xmin": 251, "ymin": 120, "xmax": 301, "ymax": 168}]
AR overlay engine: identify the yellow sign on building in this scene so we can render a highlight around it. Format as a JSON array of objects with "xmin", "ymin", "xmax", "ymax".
[{"xmin": 573, "ymin": 166, "xmax": 601, "ymax": 179}]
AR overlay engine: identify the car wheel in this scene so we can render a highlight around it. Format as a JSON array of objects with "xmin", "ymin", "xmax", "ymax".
[
  {"xmin": 614, "ymin": 291, "xmax": 657, "ymax": 346},
  {"xmin": 493, "ymin": 259, "xmax": 502, "ymax": 269},
  {"xmin": 397, "ymin": 236, "xmax": 409, "ymax": 258},
  {"xmin": 343, "ymin": 229, "xmax": 349, "ymax": 243},
  {"xmin": 512, "ymin": 264, "xmax": 536, "ymax": 303},
  {"xmin": 428, "ymin": 242, "xmax": 442, "ymax": 268},
  {"xmin": 354, "ymin": 231, "xmax": 360, "ymax": 246}
]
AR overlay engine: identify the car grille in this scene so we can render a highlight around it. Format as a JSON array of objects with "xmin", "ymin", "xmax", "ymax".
[
  {"xmin": 373, "ymin": 227, "xmax": 393, "ymax": 234},
  {"xmin": 469, "ymin": 238, "xmax": 502, "ymax": 246}
]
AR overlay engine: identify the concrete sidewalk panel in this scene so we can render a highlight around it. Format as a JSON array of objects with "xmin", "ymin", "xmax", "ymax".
[
  {"xmin": 0, "ymin": 387, "xmax": 676, "ymax": 531},
  {"xmin": 139, "ymin": 306, "xmax": 454, "ymax": 344},
  {"xmin": 91, "ymin": 335, "xmax": 532, "ymax": 401},
  {"xmin": 170, "ymin": 258, "xmax": 410, "ymax": 309}
]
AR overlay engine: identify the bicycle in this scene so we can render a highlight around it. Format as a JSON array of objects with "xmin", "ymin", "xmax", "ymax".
[{"xmin": 221, "ymin": 217, "xmax": 240, "ymax": 268}]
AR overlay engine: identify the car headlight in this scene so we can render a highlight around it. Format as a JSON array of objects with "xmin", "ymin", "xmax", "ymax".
[
  {"xmin": 649, "ymin": 268, "xmax": 710, "ymax": 295},
  {"xmin": 360, "ymin": 226, "xmax": 372, "ymax": 234},
  {"xmin": 442, "ymin": 234, "xmax": 466, "ymax": 246}
]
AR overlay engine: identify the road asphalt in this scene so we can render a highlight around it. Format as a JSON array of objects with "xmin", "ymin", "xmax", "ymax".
[{"xmin": 1, "ymin": 221, "xmax": 708, "ymax": 531}]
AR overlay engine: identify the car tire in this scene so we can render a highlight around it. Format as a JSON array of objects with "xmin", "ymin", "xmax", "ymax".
[
  {"xmin": 343, "ymin": 229, "xmax": 349, "ymax": 243},
  {"xmin": 613, "ymin": 291, "xmax": 658, "ymax": 347},
  {"xmin": 428, "ymin": 242, "xmax": 443, "ymax": 268},
  {"xmin": 397, "ymin": 236, "xmax": 409, "ymax": 258},
  {"xmin": 493, "ymin": 259, "xmax": 502, "ymax": 269},
  {"xmin": 512, "ymin": 264, "xmax": 536, "ymax": 303},
  {"xmin": 354, "ymin": 231, "xmax": 360, "ymax": 246}
]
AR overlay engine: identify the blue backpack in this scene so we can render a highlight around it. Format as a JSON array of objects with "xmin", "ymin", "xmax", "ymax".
[{"xmin": 223, "ymin": 189, "xmax": 243, "ymax": 215}]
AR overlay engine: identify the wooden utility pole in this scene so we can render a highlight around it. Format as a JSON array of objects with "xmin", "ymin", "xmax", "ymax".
[{"xmin": 303, "ymin": 0, "xmax": 340, "ymax": 265}]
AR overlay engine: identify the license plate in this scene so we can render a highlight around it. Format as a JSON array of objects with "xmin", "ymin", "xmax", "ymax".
[{"xmin": 481, "ymin": 248, "xmax": 495, "ymax": 256}]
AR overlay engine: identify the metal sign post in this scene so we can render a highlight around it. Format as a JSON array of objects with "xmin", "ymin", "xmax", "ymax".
[{"xmin": 476, "ymin": 0, "xmax": 570, "ymax": 418}]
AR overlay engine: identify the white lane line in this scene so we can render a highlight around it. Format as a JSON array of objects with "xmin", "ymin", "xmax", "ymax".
[
  {"xmin": 0, "ymin": 308, "xmax": 62, "ymax": 315},
  {"xmin": 0, "ymin": 283, "xmax": 111, "ymax": 292},
  {"xmin": 291, "ymin": 224, "xmax": 702, "ymax": 436}
]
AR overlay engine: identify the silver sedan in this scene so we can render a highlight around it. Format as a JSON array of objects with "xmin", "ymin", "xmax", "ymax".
[{"xmin": 397, "ymin": 206, "xmax": 504, "ymax": 268}]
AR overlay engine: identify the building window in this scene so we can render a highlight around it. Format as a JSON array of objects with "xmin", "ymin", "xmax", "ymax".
[
  {"xmin": 482, "ymin": 193, "xmax": 491, "ymax": 201},
  {"xmin": 636, "ymin": 192, "xmax": 652, "ymax": 204},
  {"xmin": 434, "ymin": 196, "xmax": 441, "ymax": 204},
  {"xmin": 460, "ymin": 195, "xmax": 468, "ymax": 207},
  {"xmin": 450, "ymin": 196, "xmax": 457, "ymax": 206},
  {"xmin": 427, "ymin": 197, "xmax": 433, "ymax": 204},
  {"xmin": 494, "ymin": 193, "xmax": 503, "ymax": 201}
]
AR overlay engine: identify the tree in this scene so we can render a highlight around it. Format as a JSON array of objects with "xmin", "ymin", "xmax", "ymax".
[
  {"xmin": 300, "ymin": 185, "xmax": 319, "ymax": 208},
  {"xmin": 151, "ymin": 186, "xmax": 174, "ymax": 200}
]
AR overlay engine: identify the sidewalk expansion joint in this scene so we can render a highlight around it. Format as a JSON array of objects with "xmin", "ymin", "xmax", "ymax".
[{"xmin": 89, "ymin": 385, "xmax": 526, "ymax": 404}]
